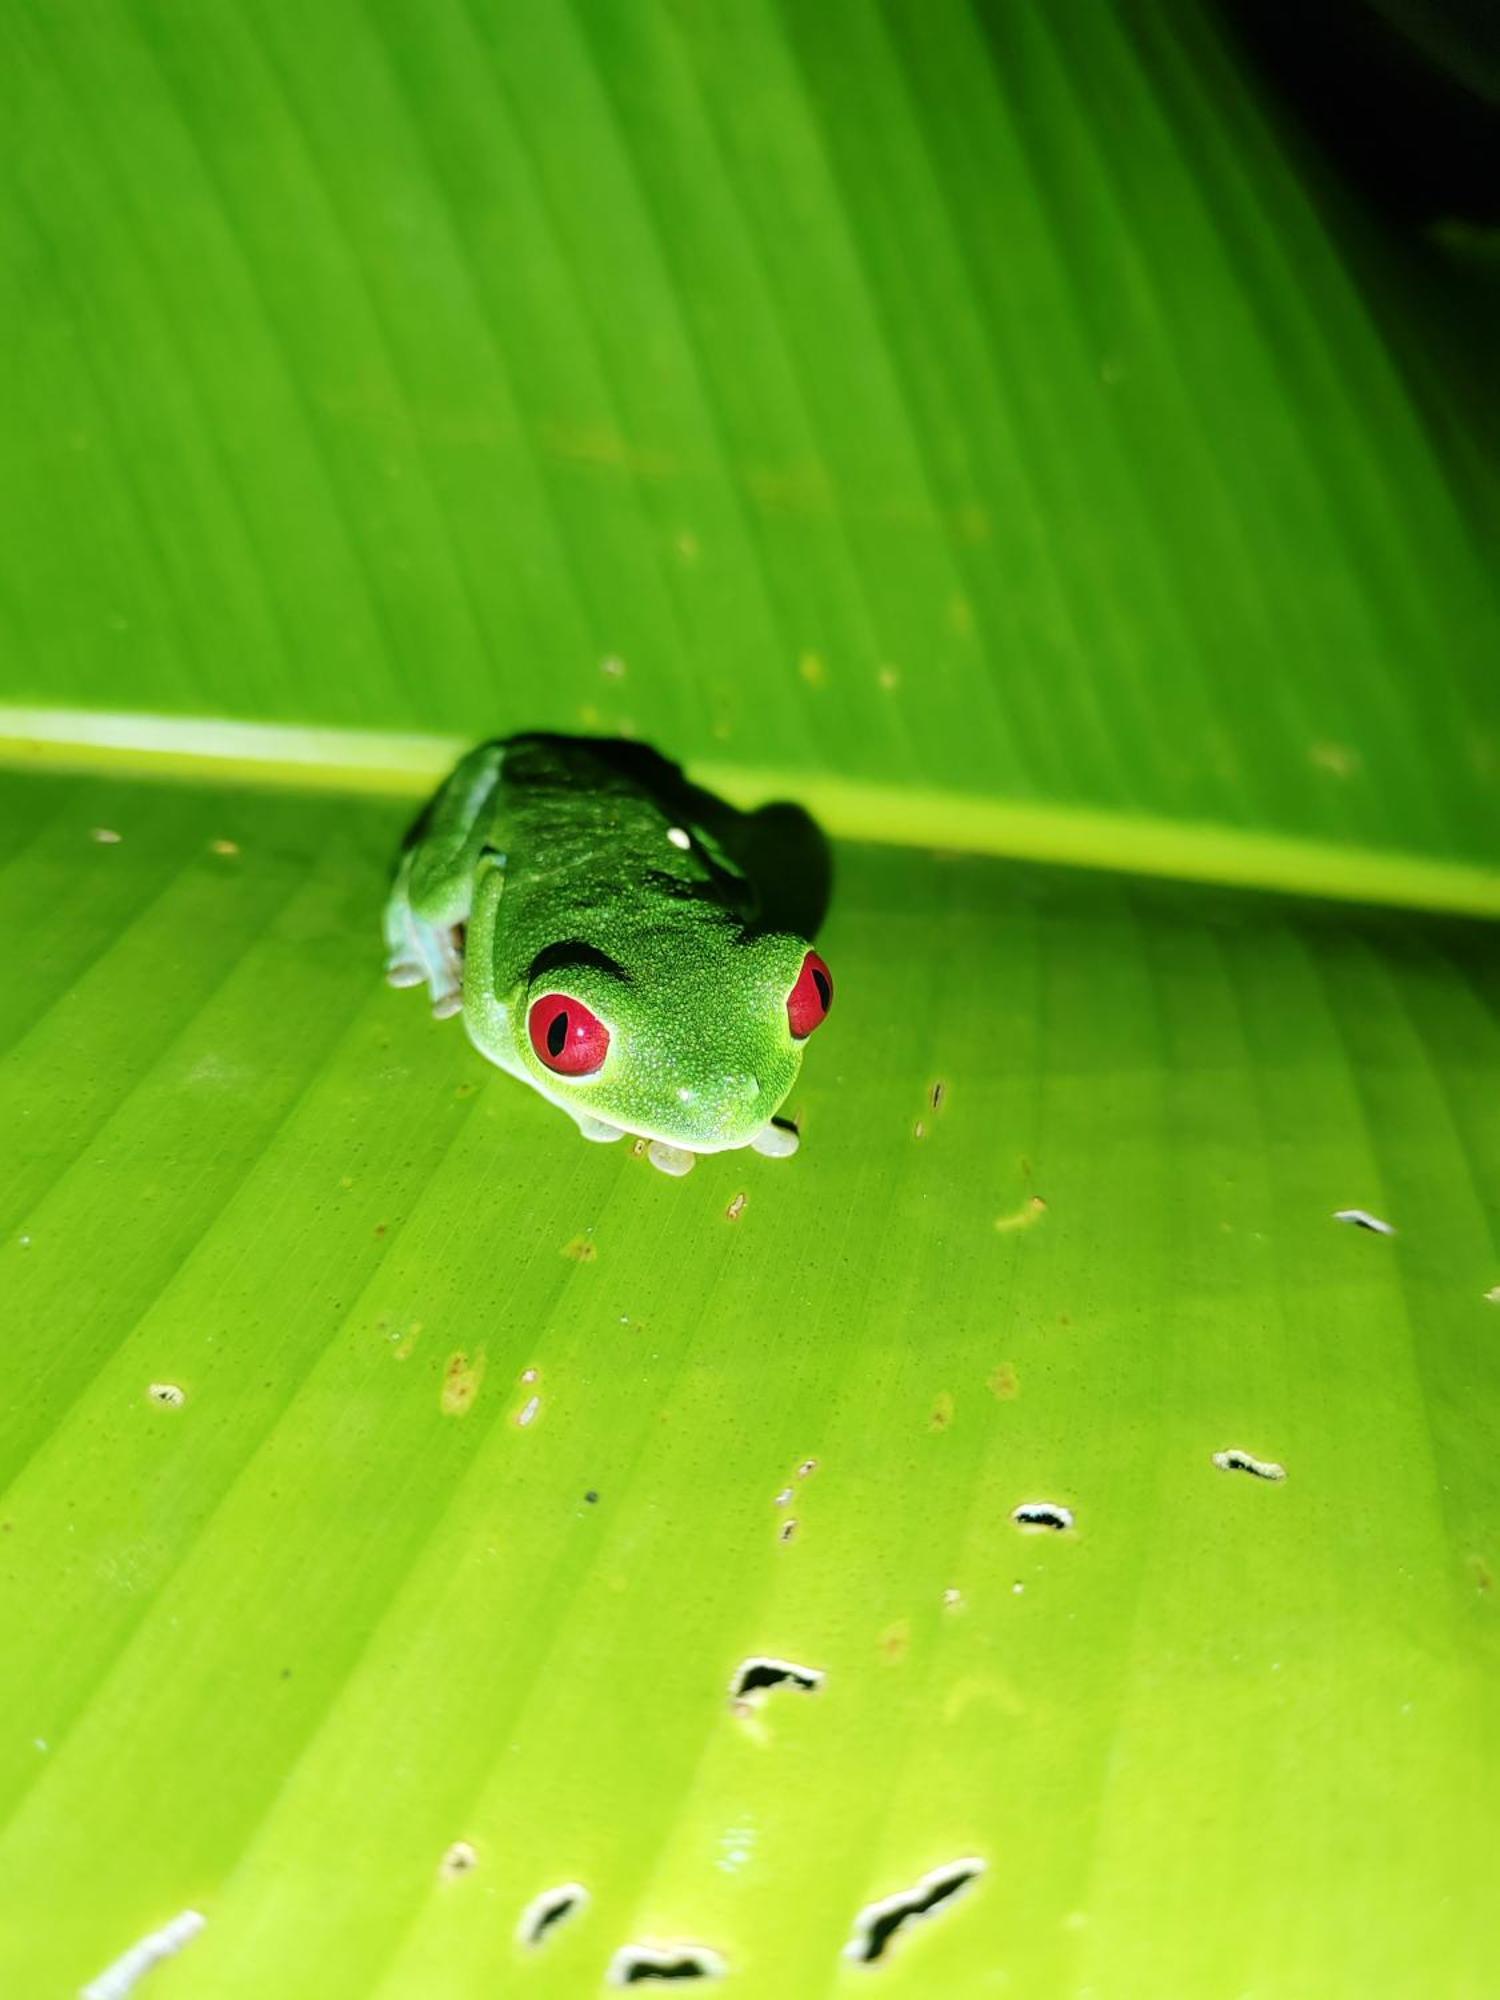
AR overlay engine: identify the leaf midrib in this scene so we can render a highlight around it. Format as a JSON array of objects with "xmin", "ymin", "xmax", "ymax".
[{"xmin": 2, "ymin": 703, "xmax": 1498, "ymax": 918}]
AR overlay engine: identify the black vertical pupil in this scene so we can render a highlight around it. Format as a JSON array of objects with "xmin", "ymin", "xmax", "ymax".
[
  {"xmin": 812, "ymin": 969, "xmax": 831, "ymax": 1011},
  {"xmin": 546, "ymin": 1009, "xmax": 570, "ymax": 1057}
]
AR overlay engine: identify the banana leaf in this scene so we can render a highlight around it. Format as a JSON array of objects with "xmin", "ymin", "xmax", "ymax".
[{"xmin": 1, "ymin": 2, "xmax": 1497, "ymax": 1996}]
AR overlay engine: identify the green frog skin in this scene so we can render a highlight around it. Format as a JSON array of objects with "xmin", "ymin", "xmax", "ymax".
[{"xmin": 383, "ymin": 735, "xmax": 832, "ymax": 1176}]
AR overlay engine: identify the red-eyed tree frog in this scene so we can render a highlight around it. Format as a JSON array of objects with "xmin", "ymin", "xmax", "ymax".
[{"xmin": 384, "ymin": 735, "xmax": 833, "ymax": 1176}]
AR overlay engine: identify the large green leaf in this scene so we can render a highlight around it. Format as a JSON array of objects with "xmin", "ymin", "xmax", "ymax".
[
  {"xmin": 2, "ymin": 0, "xmax": 1496, "ymax": 858},
  {"xmin": 3, "ymin": 0, "xmax": 1499, "ymax": 1995},
  {"xmin": 2, "ymin": 769, "xmax": 1498, "ymax": 1998}
]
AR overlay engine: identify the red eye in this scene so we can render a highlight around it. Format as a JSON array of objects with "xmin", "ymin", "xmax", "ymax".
[
  {"xmin": 787, "ymin": 950, "xmax": 833, "ymax": 1039},
  {"xmin": 527, "ymin": 993, "xmax": 611, "ymax": 1076}
]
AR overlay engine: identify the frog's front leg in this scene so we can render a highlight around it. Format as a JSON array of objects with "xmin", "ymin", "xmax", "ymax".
[{"xmin": 384, "ymin": 743, "xmax": 505, "ymax": 1020}]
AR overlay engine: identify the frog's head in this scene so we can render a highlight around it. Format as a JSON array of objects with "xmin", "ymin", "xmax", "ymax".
[{"xmin": 513, "ymin": 927, "xmax": 832, "ymax": 1152}]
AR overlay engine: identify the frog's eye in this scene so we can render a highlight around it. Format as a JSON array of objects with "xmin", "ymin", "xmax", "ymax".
[
  {"xmin": 787, "ymin": 950, "xmax": 833, "ymax": 1039},
  {"xmin": 528, "ymin": 993, "xmax": 611, "ymax": 1076}
]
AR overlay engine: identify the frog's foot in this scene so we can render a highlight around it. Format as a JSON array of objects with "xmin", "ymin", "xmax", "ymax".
[
  {"xmin": 576, "ymin": 1114, "xmax": 626, "ymax": 1145},
  {"xmin": 750, "ymin": 1119, "xmax": 800, "ymax": 1160},
  {"xmin": 430, "ymin": 979, "xmax": 463, "ymax": 1020},
  {"xmin": 384, "ymin": 893, "xmax": 464, "ymax": 1018},
  {"xmin": 647, "ymin": 1140, "xmax": 697, "ymax": 1177}
]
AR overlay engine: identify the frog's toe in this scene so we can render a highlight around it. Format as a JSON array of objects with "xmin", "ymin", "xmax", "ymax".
[
  {"xmin": 750, "ymin": 1119, "xmax": 800, "ymax": 1159},
  {"xmin": 386, "ymin": 959, "xmax": 425, "ymax": 990},
  {"xmin": 577, "ymin": 1115, "xmax": 626, "ymax": 1144},
  {"xmin": 431, "ymin": 990, "xmax": 463, "ymax": 1021},
  {"xmin": 647, "ymin": 1140, "xmax": 697, "ymax": 1177}
]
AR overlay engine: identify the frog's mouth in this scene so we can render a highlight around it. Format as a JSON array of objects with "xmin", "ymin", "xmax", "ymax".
[
  {"xmin": 599, "ymin": 1117, "xmax": 762, "ymax": 1156},
  {"xmin": 591, "ymin": 1093, "xmax": 770, "ymax": 1155}
]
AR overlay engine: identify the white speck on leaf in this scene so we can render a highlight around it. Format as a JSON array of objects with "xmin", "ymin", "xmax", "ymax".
[
  {"xmin": 1334, "ymin": 1208, "xmax": 1395, "ymax": 1235},
  {"xmin": 1213, "ymin": 1448, "xmax": 1286, "ymax": 1482}
]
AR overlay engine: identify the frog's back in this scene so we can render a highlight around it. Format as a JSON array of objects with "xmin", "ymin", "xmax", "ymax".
[
  {"xmin": 497, "ymin": 734, "xmax": 681, "ymax": 876},
  {"xmin": 493, "ymin": 734, "xmax": 745, "ymax": 947}
]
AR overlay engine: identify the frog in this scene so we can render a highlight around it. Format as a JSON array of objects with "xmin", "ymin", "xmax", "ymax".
[{"xmin": 383, "ymin": 734, "xmax": 833, "ymax": 1176}]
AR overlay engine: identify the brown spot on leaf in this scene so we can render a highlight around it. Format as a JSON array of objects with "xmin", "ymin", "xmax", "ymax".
[
  {"xmin": 441, "ymin": 1352, "xmax": 485, "ymax": 1416},
  {"xmin": 880, "ymin": 1618, "xmax": 911, "ymax": 1663},
  {"xmin": 561, "ymin": 1235, "xmax": 597, "ymax": 1263},
  {"xmin": 988, "ymin": 1362, "xmax": 1019, "ymax": 1401},
  {"xmin": 994, "ymin": 1196, "xmax": 1046, "ymax": 1234},
  {"xmin": 928, "ymin": 1391, "xmax": 955, "ymax": 1432}
]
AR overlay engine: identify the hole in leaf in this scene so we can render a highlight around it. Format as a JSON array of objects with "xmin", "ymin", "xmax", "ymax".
[
  {"xmin": 518, "ymin": 1883, "xmax": 588, "ymax": 1947},
  {"xmin": 1212, "ymin": 1448, "xmax": 1286, "ymax": 1482},
  {"xmin": 607, "ymin": 1943, "xmax": 726, "ymax": 1985},
  {"xmin": 81, "ymin": 1910, "xmax": 205, "ymax": 2000},
  {"xmin": 729, "ymin": 1656, "xmax": 824, "ymax": 1702},
  {"xmin": 843, "ymin": 1859, "xmax": 985, "ymax": 1965},
  {"xmin": 1011, "ymin": 1501, "xmax": 1073, "ymax": 1532}
]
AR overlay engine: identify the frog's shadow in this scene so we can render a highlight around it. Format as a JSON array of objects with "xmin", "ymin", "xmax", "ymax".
[{"xmin": 555, "ymin": 734, "xmax": 833, "ymax": 941}]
